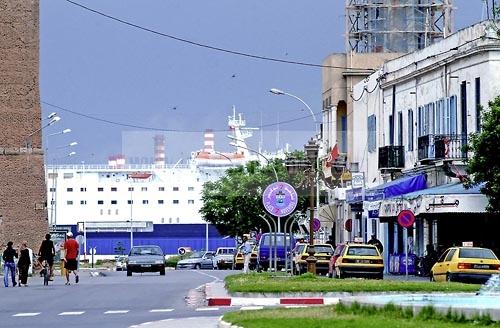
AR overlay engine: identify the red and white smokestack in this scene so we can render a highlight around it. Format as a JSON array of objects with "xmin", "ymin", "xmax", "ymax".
[
  {"xmin": 203, "ymin": 129, "xmax": 214, "ymax": 153},
  {"xmin": 154, "ymin": 134, "xmax": 166, "ymax": 165}
]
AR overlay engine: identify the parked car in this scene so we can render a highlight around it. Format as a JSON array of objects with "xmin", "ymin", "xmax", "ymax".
[
  {"xmin": 430, "ymin": 247, "xmax": 500, "ymax": 283},
  {"xmin": 233, "ymin": 244, "xmax": 258, "ymax": 270},
  {"xmin": 213, "ymin": 247, "xmax": 236, "ymax": 270},
  {"xmin": 257, "ymin": 233, "xmax": 295, "ymax": 271},
  {"xmin": 115, "ymin": 255, "xmax": 127, "ymax": 271},
  {"xmin": 126, "ymin": 245, "xmax": 165, "ymax": 276},
  {"xmin": 176, "ymin": 251, "xmax": 215, "ymax": 270},
  {"xmin": 333, "ymin": 243, "xmax": 384, "ymax": 279},
  {"xmin": 328, "ymin": 243, "xmax": 347, "ymax": 278},
  {"xmin": 292, "ymin": 243, "xmax": 334, "ymax": 275}
]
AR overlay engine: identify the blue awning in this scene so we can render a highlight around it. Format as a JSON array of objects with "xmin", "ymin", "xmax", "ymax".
[
  {"xmin": 400, "ymin": 181, "xmax": 485, "ymax": 199},
  {"xmin": 365, "ymin": 174, "xmax": 427, "ymax": 201}
]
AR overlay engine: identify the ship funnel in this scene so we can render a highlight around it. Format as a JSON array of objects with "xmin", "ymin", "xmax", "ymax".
[
  {"xmin": 154, "ymin": 134, "xmax": 166, "ymax": 166},
  {"xmin": 203, "ymin": 129, "xmax": 215, "ymax": 154}
]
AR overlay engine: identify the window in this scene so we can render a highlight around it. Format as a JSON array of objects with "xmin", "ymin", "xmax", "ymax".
[
  {"xmin": 388, "ymin": 114, "xmax": 394, "ymax": 145},
  {"xmin": 67, "ymin": 188, "xmax": 73, "ymax": 192},
  {"xmin": 169, "ymin": 218, "xmax": 172, "ymax": 224},
  {"xmin": 108, "ymin": 209, "xmax": 111, "ymax": 215},
  {"xmin": 460, "ymin": 81, "xmax": 468, "ymax": 135},
  {"xmin": 128, "ymin": 187, "xmax": 134, "ymax": 192},
  {"xmin": 158, "ymin": 187, "xmax": 165, "ymax": 191},
  {"xmin": 98, "ymin": 187, "xmax": 104, "ymax": 192},
  {"xmin": 100, "ymin": 209, "xmax": 103, "ymax": 215},
  {"xmin": 449, "ymin": 95, "xmax": 458, "ymax": 134},
  {"xmin": 49, "ymin": 187, "xmax": 56, "ymax": 192},
  {"xmin": 176, "ymin": 217, "xmax": 180, "ymax": 223},
  {"xmin": 50, "ymin": 200, "xmax": 55, "ymax": 205},
  {"xmin": 66, "ymin": 200, "xmax": 73, "ymax": 205},
  {"xmin": 115, "ymin": 209, "xmax": 119, "ymax": 215},
  {"xmin": 80, "ymin": 200, "xmax": 87, "ymax": 205},
  {"xmin": 127, "ymin": 200, "xmax": 133, "ymax": 205},
  {"xmin": 397, "ymin": 112, "xmax": 403, "ymax": 146},
  {"xmin": 188, "ymin": 186, "xmax": 194, "ymax": 191},
  {"xmin": 97, "ymin": 200, "xmax": 104, "ymax": 205},
  {"xmin": 173, "ymin": 200, "xmax": 179, "ymax": 204},
  {"xmin": 111, "ymin": 200, "xmax": 117, "ymax": 205},
  {"xmin": 111, "ymin": 187, "xmax": 117, "ymax": 192},
  {"xmin": 407, "ymin": 109, "xmax": 414, "ymax": 151},
  {"xmin": 445, "ymin": 249, "xmax": 456, "ymax": 262},
  {"xmin": 141, "ymin": 187, "xmax": 147, "ymax": 192},
  {"xmin": 80, "ymin": 187, "xmax": 86, "ymax": 192},
  {"xmin": 142, "ymin": 200, "xmax": 149, "ymax": 204},
  {"xmin": 367, "ymin": 115, "xmax": 376, "ymax": 152},
  {"xmin": 188, "ymin": 200, "xmax": 195, "ymax": 205},
  {"xmin": 475, "ymin": 77, "xmax": 481, "ymax": 132},
  {"xmin": 158, "ymin": 200, "xmax": 164, "ymax": 204},
  {"xmin": 173, "ymin": 187, "xmax": 179, "ymax": 191}
]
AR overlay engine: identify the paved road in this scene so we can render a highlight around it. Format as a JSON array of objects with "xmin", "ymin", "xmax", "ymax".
[{"xmin": 0, "ymin": 269, "xmax": 235, "ymax": 328}]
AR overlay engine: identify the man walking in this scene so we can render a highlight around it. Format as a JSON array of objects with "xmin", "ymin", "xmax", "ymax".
[
  {"xmin": 3, "ymin": 241, "xmax": 18, "ymax": 287},
  {"xmin": 63, "ymin": 232, "xmax": 79, "ymax": 285},
  {"xmin": 368, "ymin": 234, "xmax": 384, "ymax": 254},
  {"xmin": 242, "ymin": 236, "xmax": 253, "ymax": 274}
]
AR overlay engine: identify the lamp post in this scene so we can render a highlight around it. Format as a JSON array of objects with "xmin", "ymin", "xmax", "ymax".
[{"xmin": 304, "ymin": 138, "xmax": 319, "ymax": 274}]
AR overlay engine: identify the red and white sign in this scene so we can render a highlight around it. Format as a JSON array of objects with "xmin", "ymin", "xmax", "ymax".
[{"xmin": 397, "ymin": 210, "xmax": 415, "ymax": 228}]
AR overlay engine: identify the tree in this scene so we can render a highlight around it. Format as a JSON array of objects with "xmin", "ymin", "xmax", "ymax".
[
  {"xmin": 466, "ymin": 95, "xmax": 500, "ymax": 213},
  {"xmin": 200, "ymin": 159, "xmax": 308, "ymax": 238}
]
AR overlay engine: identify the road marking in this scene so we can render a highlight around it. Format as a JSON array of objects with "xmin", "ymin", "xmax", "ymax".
[
  {"xmin": 104, "ymin": 310, "xmax": 129, "ymax": 314},
  {"xmin": 196, "ymin": 307, "xmax": 219, "ymax": 311},
  {"xmin": 240, "ymin": 306, "xmax": 264, "ymax": 311},
  {"xmin": 13, "ymin": 313, "xmax": 40, "ymax": 317},
  {"xmin": 149, "ymin": 309, "xmax": 174, "ymax": 313},
  {"xmin": 58, "ymin": 311, "xmax": 85, "ymax": 316},
  {"xmin": 192, "ymin": 270, "xmax": 221, "ymax": 282},
  {"xmin": 285, "ymin": 305, "xmax": 308, "ymax": 308}
]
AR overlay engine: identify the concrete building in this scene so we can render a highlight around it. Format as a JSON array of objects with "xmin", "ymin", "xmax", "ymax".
[
  {"xmin": 0, "ymin": 1, "xmax": 48, "ymax": 248},
  {"xmin": 349, "ymin": 21, "xmax": 500, "ymax": 264}
]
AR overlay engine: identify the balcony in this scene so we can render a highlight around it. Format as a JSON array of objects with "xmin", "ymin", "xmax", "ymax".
[
  {"xmin": 418, "ymin": 134, "xmax": 468, "ymax": 162},
  {"xmin": 378, "ymin": 146, "xmax": 404, "ymax": 170}
]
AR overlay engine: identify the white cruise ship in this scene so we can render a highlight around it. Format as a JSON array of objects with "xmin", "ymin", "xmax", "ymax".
[{"xmin": 45, "ymin": 109, "xmax": 283, "ymax": 255}]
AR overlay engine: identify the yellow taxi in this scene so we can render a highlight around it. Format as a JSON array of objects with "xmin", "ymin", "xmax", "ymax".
[
  {"xmin": 334, "ymin": 243, "xmax": 384, "ymax": 279},
  {"xmin": 233, "ymin": 244, "xmax": 258, "ymax": 270},
  {"xmin": 292, "ymin": 243, "xmax": 334, "ymax": 275},
  {"xmin": 430, "ymin": 247, "xmax": 500, "ymax": 283}
]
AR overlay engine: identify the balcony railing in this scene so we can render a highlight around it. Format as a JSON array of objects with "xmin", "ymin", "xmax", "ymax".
[
  {"xmin": 378, "ymin": 146, "xmax": 404, "ymax": 170},
  {"xmin": 418, "ymin": 134, "xmax": 468, "ymax": 162}
]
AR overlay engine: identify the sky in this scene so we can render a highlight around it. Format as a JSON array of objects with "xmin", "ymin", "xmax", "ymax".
[{"xmin": 40, "ymin": 0, "xmax": 486, "ymax": 164}]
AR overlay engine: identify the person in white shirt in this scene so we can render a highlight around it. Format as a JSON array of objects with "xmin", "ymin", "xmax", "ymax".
[{"xmin": 242, "ymin": 236, "xmax": 253, "ymax": 274}]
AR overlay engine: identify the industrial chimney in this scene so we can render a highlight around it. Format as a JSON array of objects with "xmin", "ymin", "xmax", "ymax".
[{"xmin": 154, "ymin": 134, "xmax": 166, "ymax": 166}]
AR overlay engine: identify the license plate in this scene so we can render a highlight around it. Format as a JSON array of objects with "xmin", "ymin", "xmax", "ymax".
[
  {"xmin": 356, "ymin": 259, "xmax": 370, "ymax": 264},
  {"xmin": 141, "ymin": 264, "xmax": 151, "ymax": 268},
  {"xmin": 474, "ymin": 264, "xmax": 489, "ymax": 269}
]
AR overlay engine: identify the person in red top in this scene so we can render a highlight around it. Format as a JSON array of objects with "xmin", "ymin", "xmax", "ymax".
[{"xmin": 63, "ymin": 232, "xmax": 79, "ymax": 285}]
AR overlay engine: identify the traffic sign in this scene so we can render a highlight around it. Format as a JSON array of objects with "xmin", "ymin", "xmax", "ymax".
[
  {"xmin": 262, "ymin": 182, "xmax": 298, "ymax": 217},
  {"xmin": 397, "ymin": 210, "xmax": 415, "ymax": 228},
  {"xmin": 312, "ymin": 218, "xmax": 321, "ymax": 232},
  {"xmin": 344, "ymin": 219, "xmax": 352, "ymax": 232}
]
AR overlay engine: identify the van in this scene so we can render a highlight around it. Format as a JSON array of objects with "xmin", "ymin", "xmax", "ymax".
[{"xmin": 257, "ymin": 233, "xmax": 295, "ymax": 271}]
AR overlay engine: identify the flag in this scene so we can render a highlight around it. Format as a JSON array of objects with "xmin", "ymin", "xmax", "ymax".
[{"xmin": 326, "ymin": 144, "xmax": 339, "ymax": 168}]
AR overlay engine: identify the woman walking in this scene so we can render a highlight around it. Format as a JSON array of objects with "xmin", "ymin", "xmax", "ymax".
[
  {"xmin": 18, "ymin": 241, "xmax": 31, "ymax": 287},
  {"xmin": 2, "ymin": 241, "xmax": 18, "ymax": 287}
]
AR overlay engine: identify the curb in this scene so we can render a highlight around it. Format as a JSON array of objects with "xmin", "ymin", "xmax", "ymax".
[
  {"xmin": 218, "ymin": 319, "xmax": 243, "ymax": 328},
  {"xmin": 208, "ymin": 296, "xmax": 339, "ymax": 307}
]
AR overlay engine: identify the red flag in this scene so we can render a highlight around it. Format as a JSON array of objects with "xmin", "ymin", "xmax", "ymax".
[{"xmin": 326, "ymin": 144, "xmax": 339, "ymax": 168}]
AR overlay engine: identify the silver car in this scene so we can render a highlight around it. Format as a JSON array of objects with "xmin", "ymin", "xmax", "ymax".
[
  {"xmin": 176, "ymin": 251, "xmax": 215, "ymax": 270},
  {"xmin": 127, "ymin": 245, "xmax": 165, "ymax": 276}
]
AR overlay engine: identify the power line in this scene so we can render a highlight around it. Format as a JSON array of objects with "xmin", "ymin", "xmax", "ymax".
[
  {"xmin": 63, "ymin": 0, "xmax": 374, "ymax": 72},
  {"xmin": 41, "ymin": 100, "xmax": 324, "ymax": 132}
]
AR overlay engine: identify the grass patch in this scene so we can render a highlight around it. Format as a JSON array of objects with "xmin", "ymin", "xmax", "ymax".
[
  {"xmin": 223, "ymin": 303, "xmax": 499, "ymax": 328},
  {"xmin": 225, "ymin": 273, "xmax": 480, "ymax": 293}
]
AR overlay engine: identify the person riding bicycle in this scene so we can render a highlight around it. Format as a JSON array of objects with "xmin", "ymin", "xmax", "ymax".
[{"xmin": 38, "ymin": 234, "xmax": 55, "ymax": 280}]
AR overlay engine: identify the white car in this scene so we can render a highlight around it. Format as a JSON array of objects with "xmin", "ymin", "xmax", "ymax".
[
  {"xmin": 213, "ymin": 247, "xmax": 236, "ymax": 270},
  {"xmin": 115, "ymin": 255, "xmax": 127, "ymax": 271}
]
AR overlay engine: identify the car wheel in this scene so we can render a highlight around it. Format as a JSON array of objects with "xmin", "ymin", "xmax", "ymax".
[
  {"xmin": 160, "ymin": 267, "xmax": 165, "ymax": 275},
  {"xmin": 127, "ymin": 269, "xmax": 132, "ymax": 277},
  {"xmin": 446, "ymin": 273, "xmax": 452, "ymax": 282},
  {"xmin": 194, "ymin": 264, "xmax": 201, "ymax": 270}
]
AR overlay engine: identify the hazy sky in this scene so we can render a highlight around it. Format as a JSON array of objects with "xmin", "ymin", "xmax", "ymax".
[{"xmin": 40, "ymin": 0, "xmax": 485, "ymax": 164}]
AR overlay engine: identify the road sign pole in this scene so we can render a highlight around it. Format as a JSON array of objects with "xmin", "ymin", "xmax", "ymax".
[{"xmin": 405, "ymin": 228, "xmax": 408, "ymax": 280}]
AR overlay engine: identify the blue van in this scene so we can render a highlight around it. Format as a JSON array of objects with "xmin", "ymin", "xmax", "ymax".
[{"xmin": 257, "ymin": 233, "xmax": 295, "ymax": 271}]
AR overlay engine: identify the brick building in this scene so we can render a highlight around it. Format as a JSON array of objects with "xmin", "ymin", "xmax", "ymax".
[{"xmin": 0, "ymin": 1, "xmax": 48, "ymax": 249}]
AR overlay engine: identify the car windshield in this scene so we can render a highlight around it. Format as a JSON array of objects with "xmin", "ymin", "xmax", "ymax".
[
  {"xmin": 309, "ymin": 245, "xmax": 333, "ymax": 254},
  {"xmin": 261, "ymin": 234, "xmax": 291, "ymax": 246},
  {"xmin": 459, "ymin": 248, "xmax": 497, "ymax": 259},
  {"xmin": 346, "ymin": 246, "xmax": 379, "ymax": 256},
  {"xmin": 130, "ymin": 247, "xmax": 163, "ymax": 256},
  {"xmin": 219, "ymin": 248, "xmax": 235, "ymax": 254}
]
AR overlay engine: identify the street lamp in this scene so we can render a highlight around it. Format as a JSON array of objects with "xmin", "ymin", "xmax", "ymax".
[
  {"xmin": 25, "ymin": 116, "xmax": 61, "ymax": 148},
  {"xmin": 228, "ymin": 141, "xmax": 279, "ymax": 183},
  {"xmin": 269, "ymin": 88, "xmax": 317, "ymax": 125}
]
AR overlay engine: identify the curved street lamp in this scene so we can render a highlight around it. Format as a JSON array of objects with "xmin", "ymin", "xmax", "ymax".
[{"xmin": 269, "ymin": 88, "xmax": 317, "ymax": 123}]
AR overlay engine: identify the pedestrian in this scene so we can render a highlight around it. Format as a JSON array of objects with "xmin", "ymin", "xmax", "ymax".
[
  {"xmin": 38, "ymin": 233, "xmax": 55, "ymax": 280},
  {"xmin": 2, "ymin": 241, "xmax": 18, "ymax": 287},
  {"xmin": 63, "ymin": 232, "xmax": 79, "ymax": 285},
  {"xmin": 368, "ymin": 234, "xmax": 384, "ymax": 254},
  {"xmin": 242, "ymin": 236, "xmax": 253, "ymax": 274},
  {"xmin": 17, "ymin": 241, "xmax": 31, "ymax": 287}
]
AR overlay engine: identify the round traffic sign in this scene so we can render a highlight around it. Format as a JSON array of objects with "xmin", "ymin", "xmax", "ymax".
[
  {"xmin": 312, "ymin": 218, "xmax": 321, "ymax": 232},
  {"xmin": 262, "ymin": 182, "xmax": 298, "ymax": 217},
  {"xmin": 344, "ymin": 219, "xmax": 352, "ymax": 232},
  {"xmin": 398, "ymin": 210, "xmax": 415, "ymax": 228}
]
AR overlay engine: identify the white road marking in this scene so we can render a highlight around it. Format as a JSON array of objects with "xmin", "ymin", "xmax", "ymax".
[
  {"xmin": 58, "ymin": 311, "xmax": 85, "ymax": 316},
  {"xmin": 149, "ymin": 309, "xmax": 174, "ymax": 313},
  {"xmin": 104, "ymin": 310, "xmax": 130, "ymax": 314},
  {"xmin": 13, "ymin": 313, "xmax": 40, "ymax": 317},
  {"xmin": 240, "ymin": 306, "xmax": 264, "ymax": 311},
  {"xmin": 285, "ymin": 305, "xmax": 308, "ymax": 308},
  {"xmin": 196, "ymin": 307, "xmax": 220, "ymax": 311},
  {"xmin": 192, "ymin": 270, "xmax": 221, "ymax": 282}
]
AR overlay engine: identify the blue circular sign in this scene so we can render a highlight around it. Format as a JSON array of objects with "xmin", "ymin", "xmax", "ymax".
[
  {"xmin": 312, "ymin": 218, "xmax": 321, "ymax": 232},
  {"xmin": 262, "ymin": 182, "xmax": 298, "ymax": 217}
]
